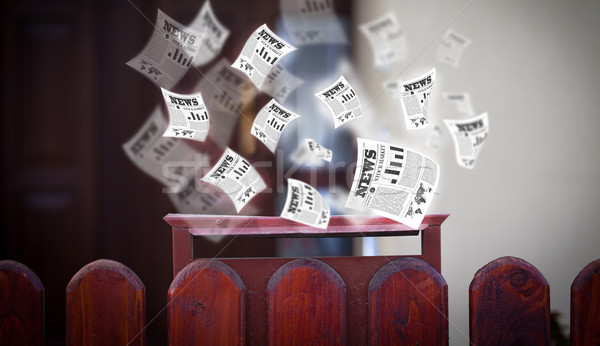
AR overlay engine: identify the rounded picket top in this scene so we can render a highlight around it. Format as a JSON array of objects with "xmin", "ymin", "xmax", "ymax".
[
  {"xmin": 0, "ymin": 260, "xmax": 45, "ymax": 345},
  {"xmin": 267, "ymin": 258, "xmax": 346, "ymax": 345},
  {"xmin": 369, "ymin": 257, "xmax": 448, "ymax": 345},
  {"xmin": 469, "ymin": 256, "xmax": 550, "ymax": 345},
  {"xmin": 168, "ymin": 259, "xmax": 246, "ymax": 345},
  {"xmin": 66, "ymin": 259, "xmax": 145, "ymax": 346},
  {"xmin": 570, "ymin": 258, "xmax": 600, "ymax": 346}
]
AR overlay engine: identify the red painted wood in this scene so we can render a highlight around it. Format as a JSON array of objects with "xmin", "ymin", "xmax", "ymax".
[
  {"xmin": 165, "ymin": 214, "xmax": 449, "ymax": 343},
  {"xmin": 168, "ymin": 259, "xmax": 245, "ymax": 345},
  {"xmin": 172, "ymin": 228, "xmax": 193, "ymax": 278},
  {"xmin": 469, "ymin": 256, "xmax": 550, "ymax": 345},
  {"xmin": 267, "ymin": 258, "xmax": 347, "ymax": 345},
  {"xmin": 163, "ymin": 214, "xmax": 449, "ymax": 237},
  {"xmin": 570, "ymin": 258, "xmax": 600, "ymax": 346},
  {"xmin": 0, "ymin": 260, "xmax": 45, "ymax": 345},
  {"xmin": 369, "ymin": 257, "xmax": 448, "ymax": 345},
  {"xmin": 217, "ymin": 256, "xmax": 425, "ymax": 345},
  {"xmin": 165, "ymin": 214, "xmax": 448, "ymax": 278},
  {"xmin": 421, "ymin": 224, "xmax": 442, "ymax": 273},
  {"xmin": 66, "ymin": 259, "xmax": 145, "ymax": 345}
]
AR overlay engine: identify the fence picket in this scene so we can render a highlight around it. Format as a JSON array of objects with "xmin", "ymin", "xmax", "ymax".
[
  {"xmin": 168, "ymin": 259, "xmax": 246, "ymax": 345},
  {"xmin": 4, "ymin": 254, "xmax": 599, "ymax": 344},
  {"xmin": 469, "ymin": 256, "xmax": 550, "ymax": 345},
  {"xmin": 369, "ymin": 257, "xmax": 448, "ymax": 345},
  {"xmin": 66, "ymin": 259, "xmax": 145, "ymax": 345},
  {"xmin": 0, "ymin": 260, "xmax": 45, "ymax": 345},
  {"xmin": 570, "ymin": 258, "xmax": 600, "ymax": 346},
  {"xmin": 267, "ymin": 258, "xmax": 346, "ymax": 345}
]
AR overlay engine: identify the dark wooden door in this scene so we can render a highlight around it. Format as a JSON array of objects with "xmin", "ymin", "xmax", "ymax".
[
  {"xmin": 1, "ymin": 1, "xmax": 101, "ymax": 344},
  {"xmin": 0, "ymin": 0, "xmax": 290, "ymax": 343}
]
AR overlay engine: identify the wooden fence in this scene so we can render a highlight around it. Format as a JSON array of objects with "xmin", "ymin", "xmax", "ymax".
[{"xmin": 0, "ymin": 256, "xmax": 598, "ymax": 345}]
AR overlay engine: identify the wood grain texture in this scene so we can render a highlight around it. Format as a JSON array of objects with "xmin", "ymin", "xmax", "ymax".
[
  {"xmin": 65, "ymin": 259, "xmax": 145, "ymax": 345},
  {"xmin": 267, "ymin": 258, "xmax": 346, "ymax": 345},
  {"xmin": 369, "ymin": 257, "xmax": 448, "ymax": 345},
  {"xmin": 570, "ymin": 258, "xmax": 600, "ymax": 346},
  {"xmin": 469, "ymin": 256, "xmax": 550, "ymax": 345},
  {"xmin": 218, "ymin": 256, "xmax": 425, "ymax": 345},
  {"xmin": 168, "ymin": 259, "xmax": 245, "ymax": 345},
  {"xmin": 0, "ymin": 260, "xmax": 45, "ymax": 345}
]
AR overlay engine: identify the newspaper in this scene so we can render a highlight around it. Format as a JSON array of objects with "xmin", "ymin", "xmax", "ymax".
[
  {"xmin": 443, "ymin": 92, "xmax": 475, "ymax": 117},
  {"xmin": 169, "ymin": 184, "xmax": 231, "ymax": 243},
  {"xmin": 261, "ymin": 64, "xmax": 304, "ymax": 103},
  {"xmin": 437, "ymin": 28, "xmax": 471, "ymax": 68},
  {"xmin": 306, "ymin": 138, "xmax": 332, "ymax": 162},
  {"xmin": 232, "ymin": 24, "xmax": 296, "ymax": 88},
  {"xmin": 188, "ymin": 0, "xmax": 230, "ymax": 67},
  {"xmin": 279, "ymin": 0, "xmax": 347, "ymax": 46},
  {"xmin": 123, "ymin": 107, "xmax": 197, "ymax": 188},
  {"xmin": 168, "ymin": 178, "xmax": 236, "ymax": 215},
  {"xmin": 164, "ymin": 150, "xmax": 259, "ymax": 242},
  {"xmin": 359, "ymin": 12, "xmax": 407, "ymax": 68},
  {"xmin": 315, "ymin": 75, "xmax": 362, "ymax": 128},
  {"xmin": 126, "ymin": 9, "xmax": 203, "ymax": 88},
  {"xmin": 169, "ymin": 177, "xmax": 260, "ymax": 243},
  {"xmin": 281, "ymin": 179, "xmax": 330, "ymax": 229},
  {"xmin": 387, "ymin": 68, "xmax": 436, "ymax": 130},
  {"xmin": 289, "ymin": 141, "xmax": 325, "ymax": 166},
  {"xmin": 345, "ymin": 138, "xmax": 440, "ymax": 229},
  {"xmin": 251, "ymin": 99, "xmax": 301, "ymax": 153},
  {"xmin": 383, "ymin": 79, "xmax": 402, "ymax": 100},
  {"xmin": 444, "ymin": 112, "xmax": 489, "ymax": 169},
  {"xmin": 200, "ymin": 58, "xmax": 255, "ymax": 114},
  {"xmin": 198, "ymin": 58, "xmax": 256, "ymax": 148},
  {"xmin": 164, "ymin": 151, "xmax": 228, "ymax": 213},
  {"xmin": 161, "ymin": 88, "xmax": 210, "ymax": 141},
  {"xmin": 201, "ymin": 148, "xmax": 266, "ymax": 212},
  {"xmin": 426, "ymin": 124, "xmax": 442, "ymax": 149}
]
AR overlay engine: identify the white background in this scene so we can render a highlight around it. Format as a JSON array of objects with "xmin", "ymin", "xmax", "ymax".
[{"xmin": 352, "ymin": 0, "xmax": 600, "ymax": 343}]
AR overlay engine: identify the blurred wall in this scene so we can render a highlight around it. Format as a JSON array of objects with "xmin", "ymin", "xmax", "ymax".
[{"xmin": 352, "ymin": 0, "xmax": 600, "ymax": 343}]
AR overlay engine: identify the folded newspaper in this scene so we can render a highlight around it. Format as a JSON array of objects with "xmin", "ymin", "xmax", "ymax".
[
  {"xmin": 251, "ymin": 99, "xmax": 301, "ymax": 153},
  {"xmin": 443, "ymin": 92, "xmax": 475, "ymax": 117},
  {"xmin": 315, "ymin": 75, "xmax": 362, "ymax": 128},
  {"xmin": 169, "ymin": 177, "xmax": 236, "ymax": 215},
  {"xmin": 260, "ymin": 64, "xmax": 304, "ymax": 104},
  {"xmin": 126, "ymin": 9, "xmax": 203, "ymax": 88},
  {"xmin": 345, "ymin": 138, "xmax": 440, "ymax": 229},
  {"xmin": 306, "ymin": 138, "xmax": 332, "ymax": 162},
  {"xmin": 197, "ymin": 58, "xmax": 256, "ymax": 148},
  {"xmin": 359, "ymin": 12, "xmax": 407, "ymax": 68},
  {"xmin": 279, "ymin": 0, "xmax": 347, "ymax": 46},
  {"xmin": 232, "ymin": 24, "xmax": 296, "ymax": 88},
  {"xmin": 169, "ymin": 175, "xmax": 259, "ymax": 243},
  {"xmin": 386, "ymin": 68, "xmax": 436, "ymax": 130},
  {"xmin": 437, "ymin": 28, "xmax": 471, "ymax": 68},
  {"xmin": 426, "ymin": 125, "xmax": 442, "ymax": 149},
  {"xmin": 201, "ymin": 148, "xmax": 266, "ymax": 212},
  {"xmin": 161, "ymin": 88, "xmax": 210, "ymax": 141},
  {"xmin": 444, "ymin": 112, "xmax": 489, "ymax": 169},
  {"xmin": 289, "ymin": 141, "xmax": 325, "ymax": 166},
  {"xmin": 165, "ymin": 152, "xmax": 235, "ymax": 214},
  {"xmin": 123, "ymin": 107, "xmax": 196, "ymax": 188},
  {"xmin": 188, "ymin": 0, "xmax": 230, "ymax": 67},
  {"xmin": 281, "ymin": 178, "xmax": 330, "ymax": 229},
  {"xmin": 201, "ymin": 58, "xmax": 255, "ymax": 114}
]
